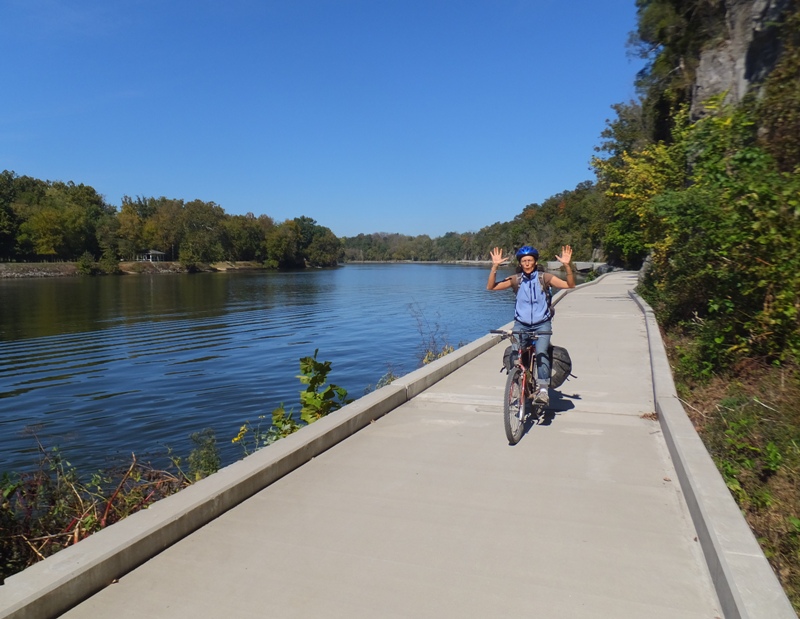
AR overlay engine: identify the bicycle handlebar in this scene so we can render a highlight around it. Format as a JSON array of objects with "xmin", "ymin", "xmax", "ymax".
[{"xmin": 490, "ymin": 329, "xmax": 553, "ymax": 337}]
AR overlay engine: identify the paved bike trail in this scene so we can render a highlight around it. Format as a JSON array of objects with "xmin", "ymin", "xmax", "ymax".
[{"xmin": 59, "ymin": 272, "xmax": 722, "ymax": 618}]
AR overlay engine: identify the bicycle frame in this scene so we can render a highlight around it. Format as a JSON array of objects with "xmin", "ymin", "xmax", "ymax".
[
  {"xmin": 491, "ymin": 328, "xmax": 552, "ymax": 444},
  {"xmin": 512, "ymin": 338, "xmax": 537, "ymax": 400},
  {"xmin": 494, "ymin": 328, "xmax": 551, "ymax": 392}
]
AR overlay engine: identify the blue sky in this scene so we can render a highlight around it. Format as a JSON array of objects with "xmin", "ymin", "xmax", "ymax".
[{"xmin": 1, "ymin": 1, "xmax": 644, "ymax": 238}]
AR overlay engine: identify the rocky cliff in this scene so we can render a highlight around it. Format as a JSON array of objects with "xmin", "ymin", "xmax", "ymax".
[{"xmin": 691, "ymin": 0, "xmax": 791, "ymax": 116}]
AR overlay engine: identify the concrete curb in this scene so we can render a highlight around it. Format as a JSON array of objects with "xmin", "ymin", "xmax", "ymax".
[{"xmin": 629, "ymin": 290, "xmax": 796, "ymax": 619}]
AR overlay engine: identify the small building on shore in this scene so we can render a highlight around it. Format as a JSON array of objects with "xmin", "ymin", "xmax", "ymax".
[{"xmin": 135, "ymin": 249, "xmax": 166, "ymax": 262}]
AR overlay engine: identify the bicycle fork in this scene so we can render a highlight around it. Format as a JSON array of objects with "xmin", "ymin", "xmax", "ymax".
[
  {"xmin": 516, "ymin": 368, "xmax": 534, "ymax": 421},
  {"xmin": 515, "ymin": 371, "xmax": 526, "ymax": 421},
  {"xmin": 517, "ymin": 365, "xmax": 538, "ymax": 420}
]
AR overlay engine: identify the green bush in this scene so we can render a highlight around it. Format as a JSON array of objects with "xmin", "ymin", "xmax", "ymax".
[
  {"xmin": 635, "ymin": 103, "xmax": 800, "ymax": 377},
  {"xmin": 232, "ymin": 351, "xmax": 351, "ymax": 453},
  {"xmin": 298, "ymin": 349, "xmax": 352, "ymax": 424},
  {"xmin": 75, "ymin": 251, "xmax": 98, "ymax": 275},
  {"xmin": 186, "ymin": 429, "xmax": 221, "ymax": 480},
  {"xmin": 98, "ymin": 251, "xmax": 120, "ymax": 275}
]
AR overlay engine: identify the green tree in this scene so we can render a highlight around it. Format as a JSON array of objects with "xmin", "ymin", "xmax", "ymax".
[
  {"xmin": 293, "ymin": 216, "xmax": 341, "ymax": 266},
  {"xmin": 179, "ymin": 200, "xmax": 225, "ymax": 268},
  {"xmin": 95, "ymin": 205, "xmax": 121, "ymax": 263},
  {"xmin": 596, "ymin": 100, "xmax": 652, "ymax": 170},
  {"xmin": 264, "ymin": 217, "xmax": 340, "ymax": 268},
  {"xmin": 632, "ymin": 0, "xmax": 727, "ymax": 141},
  {"xmin": 18, "ymin": 207, "xmax": 61, "ymax": 258},
  {"xmin": 14, "ymin": 182, "xmax": 107, "ymax": 260},
  {"xmin": 305, "ymin": 228, "xmax": 341, "ymax": 267},
  {"xmin": 7, "ymin": 176, "xmax": 47, "ymax": 259},
  {"xmin": 0, "ymin": 171, "xmax": 21, "ymax": 260},
  {"xmin": 222, "ymin": 213, "xmax": 265, "ymax": 262},
  {"xmin": 264, "ymin": 220, "xmax": 303, "ymax": 268},
  {"xmin": 408, "ymin": 235, "xmax": 435, "ymax": 261},
  {"xmin": 117, "ymin": 196, "xmax": 156, "ymax": 260},
  {"xmin": 434, "ymin": 232, "xmax": 468, "ymax": 261},
  {"xmin": 293, "ymin": 216, "xmax": 318, "ymax": 250},
  {"xmin": 592, "ymin": 114, "xmax": 687, "ymax": 268},
  {"xmin": 142, "ymin": 198, "xmax": 185, "ymax": 260}
]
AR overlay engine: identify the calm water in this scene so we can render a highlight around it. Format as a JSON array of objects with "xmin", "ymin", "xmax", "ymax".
[{"xmin": 0, "ymin": 263, "xmax": 531, "ymax": 474}]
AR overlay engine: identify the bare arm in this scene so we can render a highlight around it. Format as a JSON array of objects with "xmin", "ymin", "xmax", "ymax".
[
  {"xmin": 548, "ymin": 245, "xmax": 575, "ymax": 289},
  {"xmin": 486, "ymin": 247, "xmax": 513, "ymax": 291}
]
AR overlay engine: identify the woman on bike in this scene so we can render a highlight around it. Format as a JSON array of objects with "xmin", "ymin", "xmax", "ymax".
[{"xmin": 486, "ymin": 245, "xmax": 575, "ymax": 405}]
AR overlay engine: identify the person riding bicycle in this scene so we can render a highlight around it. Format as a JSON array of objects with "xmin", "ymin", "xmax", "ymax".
[{"xmin": 486, "ymin": 245, "xmax": 575, "ymax": 405}]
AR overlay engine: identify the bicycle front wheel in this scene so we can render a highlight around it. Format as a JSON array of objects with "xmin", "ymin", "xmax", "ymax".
[{"xmin": 503, "ymin": 367, "xmax": 526, "ymax": 445}]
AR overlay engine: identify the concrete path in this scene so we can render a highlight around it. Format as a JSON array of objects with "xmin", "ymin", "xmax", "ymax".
[{"xmin": 51, "ymin": 272, "xmax": 726, "ymax": 618}]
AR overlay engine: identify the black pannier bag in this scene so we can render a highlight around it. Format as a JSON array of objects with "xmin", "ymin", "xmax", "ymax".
[
  {"xmin": 502, "ymin": 346, "xmax": 517, "ymax": 372},
  {"xmin": 549, "ymin": 344, "xmax": 573, "ymax": 388},
  {"xmin": 502, "ymin": 344, "xmax": 572, "ymax": 388}
]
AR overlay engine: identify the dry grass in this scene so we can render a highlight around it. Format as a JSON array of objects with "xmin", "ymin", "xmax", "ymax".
[{"xmin": 1, "ymin": 452, "xmax": 190, "ymax": 584}]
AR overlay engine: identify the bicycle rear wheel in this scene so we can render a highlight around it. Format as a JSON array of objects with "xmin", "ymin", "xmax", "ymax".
[{"xmin": 503, "ymin": 367, "xmax": 526, "ymax": 444}]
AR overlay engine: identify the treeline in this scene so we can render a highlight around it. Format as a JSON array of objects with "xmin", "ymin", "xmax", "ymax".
[
  {"xmin": 340, "ymin": 180, "xmax": 607, "ymax": 263},
  {"xmin": 0, "ymin": 173, "xmax": 341, "ymax": 269},
  {"xmin": 0, "ymin": 166, "xmax": 612, "ymax": 269}
]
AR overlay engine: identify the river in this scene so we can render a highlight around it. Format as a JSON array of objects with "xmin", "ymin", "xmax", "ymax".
[{"xmin": 0, "ymin": 263, "xmax": 577, "ymax": 475}]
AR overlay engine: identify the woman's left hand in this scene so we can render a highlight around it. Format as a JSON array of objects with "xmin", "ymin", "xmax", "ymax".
[{"xmin": 556, "ymin": 245, "xmax": 573, "ymax": 265}]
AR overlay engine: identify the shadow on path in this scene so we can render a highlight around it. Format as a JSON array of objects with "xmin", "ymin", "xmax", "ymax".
[
  {"xmin": 512, "ymin": 389, "xmax": 577, "ymax": 438},
  {"xmin": 537, "ymin": 389, "xmax": 577, "ymax": 426}
]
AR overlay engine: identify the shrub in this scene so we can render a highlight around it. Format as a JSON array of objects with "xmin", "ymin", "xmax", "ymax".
[
  {"xmin": 1, "ymin": 444, "xmax": 188, "ymax": 583},
  {"xmin": 75, "ymin": 251, "xmax": 98, "ymax": 275}
]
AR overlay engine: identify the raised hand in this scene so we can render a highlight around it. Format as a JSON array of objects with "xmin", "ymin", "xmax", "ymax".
[
  {"xmin": 555, "ymin": 245, "xmax": 573, "ymax": 265},
  {"xmin": 490, "ymin": 247, "xmax": 509, "ymax": 268}
]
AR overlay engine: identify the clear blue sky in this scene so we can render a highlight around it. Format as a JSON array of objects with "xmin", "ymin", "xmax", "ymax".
[{"xmin": 1, "ymin": 0, "xmax": 643, "ymax": 238}]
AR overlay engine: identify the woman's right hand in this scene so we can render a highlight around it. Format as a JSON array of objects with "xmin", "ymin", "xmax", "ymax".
[{"xmin": 490, "ymin": 247, "xmax": 508, "ymax": 268}]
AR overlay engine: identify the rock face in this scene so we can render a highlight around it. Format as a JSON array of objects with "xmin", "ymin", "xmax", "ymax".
[{"xmin": 691, "ymin": 0, "xmax": 791, "ymax": 117}]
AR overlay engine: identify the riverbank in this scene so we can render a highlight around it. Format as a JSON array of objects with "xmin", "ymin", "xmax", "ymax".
[
  {"xmin": 0, "ymin": 261, "xmax": 265, "ymax": 278},
  {"xmin": 0, "ymin": 260, "xmax": 462, "ymax": 278},
  {"xmin": 0, "ymin": 262, "xmax": 80, "ymax": 278},
  {"xmin": 0, "ymin": 260, "xmax": 604, "ymax": 279}
]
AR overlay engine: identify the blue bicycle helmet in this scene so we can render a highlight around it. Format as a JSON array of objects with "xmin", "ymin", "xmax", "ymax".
[{"xmin": 515, "ymin": 246, "xmax": 539, "ymax": 261}]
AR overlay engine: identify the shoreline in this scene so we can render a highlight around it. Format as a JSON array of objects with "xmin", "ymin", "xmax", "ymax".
[
  {"xmin": 0, "ymin": 261, "xmax": 267, "ymax": 279},
  {"xmin": 0, "ymin": 260, "xmax": 492, "ymax": 279},
  {"xmin": 0, "ymin": 259, "xmax": 586, "ymax": 280}
]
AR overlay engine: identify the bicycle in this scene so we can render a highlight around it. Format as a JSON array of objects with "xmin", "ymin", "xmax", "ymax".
[{"xmin": 491, "ymin": 328, "xmax": 552, "ymax": 445}]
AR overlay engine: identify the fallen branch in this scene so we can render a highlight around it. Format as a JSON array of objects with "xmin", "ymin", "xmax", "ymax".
[{"xmin": 677, "ymin": 396, "xmax": 709, "ymax": 418}]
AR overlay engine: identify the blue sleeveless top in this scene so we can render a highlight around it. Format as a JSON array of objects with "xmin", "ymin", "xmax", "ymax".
[{"xmin": 514, "ymin": 272, "xmax": 551, "ymax": 326}]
